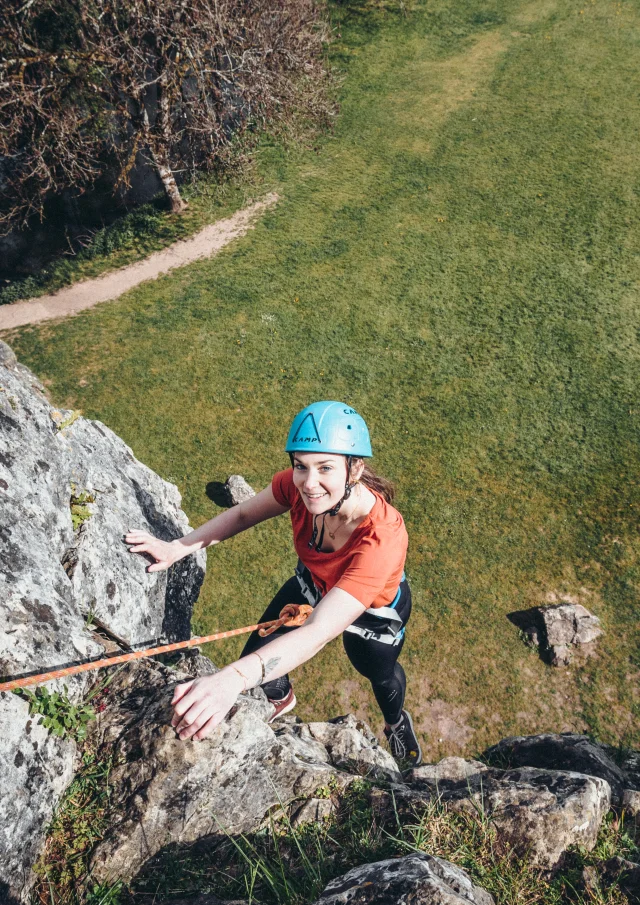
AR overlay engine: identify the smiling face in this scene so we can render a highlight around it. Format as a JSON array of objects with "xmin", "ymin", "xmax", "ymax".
[{"xmin": 292, "ymin": 452, "xmax": 363, "ymax": 514}]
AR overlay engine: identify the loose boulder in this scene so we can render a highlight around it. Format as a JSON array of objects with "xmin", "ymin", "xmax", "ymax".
[
  {"xmin": 382, "ymin": 762, "xmax": 611, "ymax": 870},
  {"xmin": 224, "ymin": 475, "xmax": 255, "ymax": 506},
  {"xmin": 440, "ymin": 767, "xmax": 611, "ymax": 870},
  {"xmin": 483, "ymin": 733, "xmax": 627, "ymax": 805},
  {"xmin": 515, "ymin": 602, "xmax": 602, "ymax": 666},
  {"xmin": 313, "ymin": 852, "xmax": 494, "ymax": 905}
]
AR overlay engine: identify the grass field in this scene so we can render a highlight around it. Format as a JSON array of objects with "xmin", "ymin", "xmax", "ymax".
[{"xmin": 5, "ymin": 0, "xmax": 640, "ymax": 761}]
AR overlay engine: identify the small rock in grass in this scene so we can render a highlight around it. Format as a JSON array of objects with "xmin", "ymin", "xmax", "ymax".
[
  {"xmin": 224, "ymin": 474, "xmax": 256, "ymax": 506},
  {"xmin": 542, "ymin": 602, "xmax": 602, "ymax": 664},
  {"xmin": 515, "ymin": 602, "xmax": 603, "ymax": 665},
  {"xmin": 579, "ymin": 865, "xmax": 600, "ymax": 896}
]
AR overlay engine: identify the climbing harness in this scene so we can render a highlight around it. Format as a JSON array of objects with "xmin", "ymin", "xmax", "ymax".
[
  {"xmin": 0, "ymin": 603, "xmax": 314, "ymax": 694},
  {"xmin": 295, "ymin": 560, "xmax": 406, "ymax": 647},
  {"xmin": 345, "ymin": 577, "xmax": 406, "ymax": 646}
]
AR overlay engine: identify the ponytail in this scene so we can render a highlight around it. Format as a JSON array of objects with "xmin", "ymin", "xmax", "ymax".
[{"xmin": 351, "ymin": 460, "xmax": 395, "ymax": 503}]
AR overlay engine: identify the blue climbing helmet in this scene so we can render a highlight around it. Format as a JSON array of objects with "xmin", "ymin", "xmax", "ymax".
[
  {"xmin": 285, "ymin": 401, "xmax": 372, "ymax": 457},
  {"xmin": 286, "ymin": 402, "xmax": 372, "ymax": 550}
]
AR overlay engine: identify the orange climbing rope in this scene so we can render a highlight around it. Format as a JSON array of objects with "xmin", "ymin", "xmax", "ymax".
[{"xmin": 0, "ymin": 603, "xmax": 314, "ymax": 694}]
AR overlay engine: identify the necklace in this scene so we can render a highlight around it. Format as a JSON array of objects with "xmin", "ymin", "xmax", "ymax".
[{"xmin": 326, "ymin": 487, "xmax": 361, "ymax": 539}]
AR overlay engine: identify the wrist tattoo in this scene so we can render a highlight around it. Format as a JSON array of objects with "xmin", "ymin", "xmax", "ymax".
[{"xmin": 263, "ymin": 656, "xmax": 281, "ymax": 678}]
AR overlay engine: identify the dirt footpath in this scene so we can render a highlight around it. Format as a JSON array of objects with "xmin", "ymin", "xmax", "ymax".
[{"xmin": 0, "ymin": 193, "xmax": 279, "ymax": 331}]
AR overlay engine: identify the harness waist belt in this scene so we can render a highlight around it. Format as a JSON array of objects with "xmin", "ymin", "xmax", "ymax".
[
  {"xmin": 343, "ymin": 624, "xmax": 405, "ymax": 646},
  {"xmin": 294, "ymin": 561, "xmax": 406, "ymax": 645}
]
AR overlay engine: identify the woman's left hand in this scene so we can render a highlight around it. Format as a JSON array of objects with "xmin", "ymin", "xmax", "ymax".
[{"xmin": 171, "ymin": 669, "xmax": 244, "ymax": 741}]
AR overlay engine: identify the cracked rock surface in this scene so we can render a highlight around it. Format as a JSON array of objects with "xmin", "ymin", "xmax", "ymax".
[
  {"xmin": 291, "ymin": 714, "xmax": 402, "ymax": 783},
  {"xmin": 89, "ymin": 658, "xmax": 402, "ymax": 884},
  {"xmin": 484, "ymin": 733, "xmax": 630, "ymax": 806},
  {"xmin": 379, "ymin": 760, "xmax": 612, "ymax": 870},
  {"xmin": 313, "ymin": 852, "xmax": 494, "ymax": 905},
  {"xmin": 440, "ymin": 766, "xmax": 611, "ymax": 870},
  {"xmin": 0, "ymin": 340, "xmax": 205, "ymax": 902}
]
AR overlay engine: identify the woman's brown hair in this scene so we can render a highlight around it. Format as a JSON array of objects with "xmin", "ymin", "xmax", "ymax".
[{"xmin": 351, "ymin": 459, "xmax": 395, "ymax": 503}]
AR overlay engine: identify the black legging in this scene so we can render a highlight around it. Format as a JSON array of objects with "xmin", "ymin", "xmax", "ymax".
[{"xmin": 240, "ymin": 573, "xmax": 412, "ymax": 725}]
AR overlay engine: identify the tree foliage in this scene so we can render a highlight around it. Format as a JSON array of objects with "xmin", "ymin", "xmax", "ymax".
[{"xmin": 0, "ymin": 0, "xmax": 330, "ymax": 231}]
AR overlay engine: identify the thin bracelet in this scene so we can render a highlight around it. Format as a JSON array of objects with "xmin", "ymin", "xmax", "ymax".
[
  {"xmin": 249, "ymin": 651, "xmax": 266, "ymax": 684},
  {"xmin": 229, "ymin": 664, "xmax": 250, "ymax": 691}
]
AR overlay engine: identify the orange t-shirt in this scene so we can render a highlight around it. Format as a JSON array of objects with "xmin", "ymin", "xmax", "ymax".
[{"xmin": 271, "ymin": 468, "xmax": 408, "ymax": 609}]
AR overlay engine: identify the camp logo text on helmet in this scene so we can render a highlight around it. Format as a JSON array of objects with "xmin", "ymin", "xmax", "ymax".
[
  {"xmin": 291, "ymin": 412, "xmax": 322, "ymax": 445},
  {"xmin": 286, "ymin": 401, "xmax": 372, "ymax": 457}
]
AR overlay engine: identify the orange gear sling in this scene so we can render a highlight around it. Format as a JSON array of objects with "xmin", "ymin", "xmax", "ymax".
[{"xmin": 0, "ymin": 603, "xmax": 314, "ymax": 694}]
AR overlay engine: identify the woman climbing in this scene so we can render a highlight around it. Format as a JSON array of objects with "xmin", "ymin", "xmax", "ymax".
[{"xmin": 125, "ymin": 401, "xmax": 422, "ymax": 767}]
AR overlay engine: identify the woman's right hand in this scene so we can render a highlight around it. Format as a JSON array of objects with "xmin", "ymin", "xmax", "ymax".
[{"xmin": 125, "ymin": 529, "xmax": 182, "ymax": 572}]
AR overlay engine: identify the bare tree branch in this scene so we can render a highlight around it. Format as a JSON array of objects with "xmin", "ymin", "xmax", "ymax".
[{"xmin": 0, "ymin": 0, "xmax": 332, "ymax": 234}]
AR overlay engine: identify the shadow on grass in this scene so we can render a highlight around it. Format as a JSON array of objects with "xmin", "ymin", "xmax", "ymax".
[{"xmin": 205, "ymin": 481, "xmax": 232, "ymax": 507}]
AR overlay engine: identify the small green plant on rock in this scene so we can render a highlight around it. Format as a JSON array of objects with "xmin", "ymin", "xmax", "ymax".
[
  {"xmin": 56, "ymin": 410, "xmax": 82, "ymax": 431},
  {"xmin": 70, "ymin": 485, "xmax": 96, "ymax": 531},
  {"xmin": 32, "ymin": 736, "xmax": 123, "ymax": 904},
  {"xmin": 14, "ymin": 685, "xmax": 96, "ymax": 742}
]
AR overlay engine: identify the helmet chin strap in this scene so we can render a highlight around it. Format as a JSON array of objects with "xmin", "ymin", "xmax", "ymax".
[
  {"xmin": 326, "ymin": 454, "xmax": 354, "ymax": 516},
  {"xmin": 290, "ymin": 453, "xmax": 355, "ymax": 551}
]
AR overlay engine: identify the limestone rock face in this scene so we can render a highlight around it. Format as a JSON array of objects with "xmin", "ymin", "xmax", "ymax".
[
  {"xmin": 0, "ymin": 693, "xmax": 76, "ymax": 905},
  {"xmin": 441, "ymin": 767, "xmax": 611, "ymax": 870},
  {"xmin": 89, "ymin": 659, "xmax": 398, "ymax": 884},
  {"xmin": 313, "ymin": 852, "xmax": 494, "ymax": 905},
  {"xmin": 483, "ymin": 733, "xmax": 627, "ymax": 805},
  {"xmin": 411, "ymin": 757, "xmax": 488, "ymax": 787},
  {"xmin": 0, "ymin": 341, "xmax": 205, "ymax": 903},
  {"xmin": 299, "ymin": 715, "xmax": 403, "ymax": 783}
]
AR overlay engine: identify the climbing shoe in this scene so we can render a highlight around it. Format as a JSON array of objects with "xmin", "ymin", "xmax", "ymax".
[
  {"xmin": 267, "ymin": 687, "xmax": 297, "ymax": 723},
  {"xmin": 384, "ymin": 710, "xmax": 422, "ymax": 768}
]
